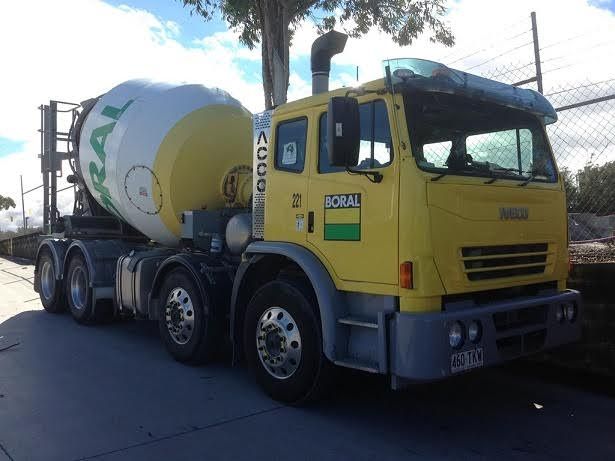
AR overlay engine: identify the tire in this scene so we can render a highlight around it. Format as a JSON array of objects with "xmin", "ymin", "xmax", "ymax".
[
  {"xmin": 66, "ymin": 253, "xmax": 95, "ymax": 324},
  {"xmin": 37, "ymin": 250, "xmax": 66, "ymax": 313},
  {"xmin": 243, "ymin": 278, "xmax": 333, "ymax": 404},
  {"xmin": 158, "ymin": 267, "xmax": 218, "ymax": 364}
]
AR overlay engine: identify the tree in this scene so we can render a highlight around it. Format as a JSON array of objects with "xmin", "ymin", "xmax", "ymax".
[
  {"xmin": 574, "ymin": 161, "xmax": 615, "ymax": 215},
  {"xmin": 180, "ymin": 0, "xmax": 454, "ymax": 109},
  {"xmin": 0, "ymin": 195, "xmax": 16, "ymax": 211},
  {"xmin": 560, "ymin": 167, "xmax": 579, "ymax": 212}
]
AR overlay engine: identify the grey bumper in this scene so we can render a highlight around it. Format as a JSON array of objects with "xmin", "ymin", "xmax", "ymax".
[{"xmin": 389, "ymin": 289, "xmax": 582, "ymax": 383}]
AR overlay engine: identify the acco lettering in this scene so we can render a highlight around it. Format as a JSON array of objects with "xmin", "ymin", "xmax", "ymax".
[{"xmin": 255, "ymin": 130, "xmax": 268, "ymax": 193}]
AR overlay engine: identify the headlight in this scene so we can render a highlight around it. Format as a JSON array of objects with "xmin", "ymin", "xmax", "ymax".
[
  {"xmin": 468, "ymin": 320, "xmax": 482, "ymax": 343},
  {"xmin": 564, "ymin": 303, "xmax": 577, "ymax": 322},
  {"xmin": 449, "ymin": 322, "xmax": 465, "ymax": 349},
  {"xmin": 555, "ymin": 305, "xmax": 565, "ymax": 323}
]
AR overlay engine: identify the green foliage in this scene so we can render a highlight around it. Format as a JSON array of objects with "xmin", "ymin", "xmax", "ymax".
[
  {"xmin": 179, "ymin": 0, "xmax": 454, "ymax": 108},
  {"xmin": 560, "ymin": 167, "xmax": 579, "ymax": 212},
  {"xmin": 180, "ymin": 0, "xmax": 453, "ymax": 49},
  {"xmin": 316, "ymin": 0, "xmax": 454, "ymax": 47},
  {"xmin": 0, "ymin": 195, "xmax": 16, "ymax": 211},
  {"xmin": 563, "ymin": 161, "xmax": 615, "ymax": 215}
]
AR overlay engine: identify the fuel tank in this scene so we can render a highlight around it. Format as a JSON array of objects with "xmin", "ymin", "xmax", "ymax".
[{"xmin": 77, "ymin": 79, "xmax": 252, "ymax": 246}]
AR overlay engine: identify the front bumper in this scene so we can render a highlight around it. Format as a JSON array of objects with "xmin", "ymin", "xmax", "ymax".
[{"xmin": 389, "ymin": 289, "xmax": 582, "ymax": 383}]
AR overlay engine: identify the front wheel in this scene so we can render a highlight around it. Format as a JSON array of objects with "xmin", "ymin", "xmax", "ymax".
[{"xmin": 243, "ymin": 278, "xmax": 333, "ymax": 404}]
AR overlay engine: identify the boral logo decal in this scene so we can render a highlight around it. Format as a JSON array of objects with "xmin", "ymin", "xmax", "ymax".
[
  {"xmin": 324, "ymin": 194, "xmax": 361, "ymax": 241},
  {"xmin": 88, "ymin": 100, "xmax": 133, "ymax": 218}
]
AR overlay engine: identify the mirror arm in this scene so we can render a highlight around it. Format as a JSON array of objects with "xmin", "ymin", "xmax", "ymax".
[{"xmin": 345, "ymin": 167, "xmax": 383, "ymax": 184}]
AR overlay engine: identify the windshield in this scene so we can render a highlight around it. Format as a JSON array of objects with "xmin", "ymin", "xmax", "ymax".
[{"xmin": 404, "ymin": 92, "xmax": 558, "ymax": 183}]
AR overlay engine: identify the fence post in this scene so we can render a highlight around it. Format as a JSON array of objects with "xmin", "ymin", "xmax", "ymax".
[
  {"xmin": 531, "ymin": 11, "xmax": 543, "ymax": 94},
  {"xmin": 20, "ymin": 174, "xmax": 26, "ymax": 231}
]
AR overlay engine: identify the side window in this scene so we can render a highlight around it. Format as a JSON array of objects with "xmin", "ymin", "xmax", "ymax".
[
  {"xmin": 319, "ymin": 100, "xmax": 393, "ymax": 173},
  {"xmin": 275, "ymin": 118, "xmax": 307, "ymax": 173}
]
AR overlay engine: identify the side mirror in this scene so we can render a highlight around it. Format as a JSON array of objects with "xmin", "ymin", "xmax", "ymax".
[{"xmin": 327, "ymin": 96, "xmax": 360, "ymax": 167}]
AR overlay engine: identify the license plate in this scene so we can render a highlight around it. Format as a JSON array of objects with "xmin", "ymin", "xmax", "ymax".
[{"xmin": 451, "ymin": 348, "xmax": 484, "ymax": 374}]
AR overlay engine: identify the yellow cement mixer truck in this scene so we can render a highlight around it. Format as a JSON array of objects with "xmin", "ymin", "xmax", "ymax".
[{"xmin": 34, "ymin": 31, "xmax": 581, "ymax": 403}]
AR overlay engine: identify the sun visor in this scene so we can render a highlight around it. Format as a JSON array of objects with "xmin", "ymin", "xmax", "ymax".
[{"xmin": 384, "ymin": 58, "xmax": 557, "ymax": 124}]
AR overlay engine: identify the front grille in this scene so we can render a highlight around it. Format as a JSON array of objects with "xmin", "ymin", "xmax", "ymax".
[
  {"xmin": 442, "ymin": 281, "xmax": 557, "ymax": 310},
  {"xmin": 496, "ymin": 329, "xmax": 546, "ymax": 360},
  {"xmin": 493, "ymin": 305, "xmax": 548, "ymax": 359},
  {"xmin": 461, "ymin": 243, "xmax": 549, "ymax": 281},
  {"xmin": 493, "ymin": 305, "xmax": 547, "ymax": 332}
]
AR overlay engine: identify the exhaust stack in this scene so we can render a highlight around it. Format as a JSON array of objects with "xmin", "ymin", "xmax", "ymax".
[{"xmin": 311, "ymin": 30, "xmax": 348, "ymax": 95}]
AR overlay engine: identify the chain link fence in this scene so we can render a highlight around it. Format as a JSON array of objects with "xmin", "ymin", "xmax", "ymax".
[
  {"xmin": 547, "ymin": 81, "xmax": 615, "ymax": 241},
  {"xmin": 439, "ymin": 12, "xmax": 615, "ymax": 244}
]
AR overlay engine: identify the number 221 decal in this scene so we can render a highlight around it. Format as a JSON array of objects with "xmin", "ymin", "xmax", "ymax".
[{"xmin": 291, "ymin": 193, "xmax": 302, "ymax": 208}]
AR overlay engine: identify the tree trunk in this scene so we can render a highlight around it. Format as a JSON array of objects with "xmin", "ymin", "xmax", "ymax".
[
  {"xmin": 256, "ymin": 1, "xmax": 274, "ymax": 109},
  {"xmin": 258, "ymin": 0, "xmax": 291, "ymax": 109}
]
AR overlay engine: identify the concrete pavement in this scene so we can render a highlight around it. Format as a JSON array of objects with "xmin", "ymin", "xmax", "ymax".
[{"xmin": 0, "ymin": 256, "xmax": 614, "ymax": 461}]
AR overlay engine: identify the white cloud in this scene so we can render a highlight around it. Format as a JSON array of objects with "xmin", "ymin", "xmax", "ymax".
[
  {"xmin": 0, "ymin": 0, "xmax": 264, "ymax": 232},
  {"xmin": 165, "ymin": 20, "xmax": 181, "ymax": 37},
  {"xmin": 1, "ymin": 0, "xmax": 614, "ymax": 231},
  {"xmin": 286, "ymin": 0, "xmax": 615, "ymax": 92}
]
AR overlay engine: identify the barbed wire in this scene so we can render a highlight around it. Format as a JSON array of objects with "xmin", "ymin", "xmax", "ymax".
[
  {"xmin": 545, "ymin": 78, "xmax": 615, "ymax": 97},
  {"xmin": 464, "ymin": 41, "xmax": 534, "ymax": 71},
  {"xmin": 437, "ymin": 15, "xmax": 532, "ymax": 63},
  {"xmin": 445, "ymin": 29, "xmax": 532, "ymax": 66}
]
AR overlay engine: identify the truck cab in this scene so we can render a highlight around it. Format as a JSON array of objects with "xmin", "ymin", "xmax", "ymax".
[{"xmin": 240, "ymin": 56, "xmax": 580, "ymax": 395}]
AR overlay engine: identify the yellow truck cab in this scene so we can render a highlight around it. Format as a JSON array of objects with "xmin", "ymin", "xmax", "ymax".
[{"xmin": 231, "ymin": 32, "xmax": 581, "ymax": 401}]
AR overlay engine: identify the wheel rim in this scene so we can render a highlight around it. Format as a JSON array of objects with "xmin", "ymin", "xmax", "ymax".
[
  {"xmin": 165, "ymin": 288, "xmax": 195, "ymax": 345},
  {"xmin": 70, "ymin": 266, "xmax": 88, "ymax": 311},
  {"xmin": 256, "ymin": 307, "xmax": 302, "ymax": 380},
  {"xmin": 40, "ymin": 260, "xmax": 55, "ymax": 301}
]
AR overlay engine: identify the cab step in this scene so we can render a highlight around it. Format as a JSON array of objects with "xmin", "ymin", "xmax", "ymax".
[{"xmin": 334, "ymin": 357, "xmax": 380, "ymax": 373}]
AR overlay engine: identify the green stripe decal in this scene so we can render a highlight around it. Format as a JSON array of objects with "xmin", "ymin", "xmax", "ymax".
[{"xmin": 324, "ymin": 223, "xmax": 360, "ymax": 241}]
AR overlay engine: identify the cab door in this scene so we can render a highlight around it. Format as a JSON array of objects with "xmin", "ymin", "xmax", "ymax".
[
  {"xmin": 263, "ymin": 114, "xmax": 310, "ymax": 245},
  {"xmin": 306, "ymin": 98, "xmax": 399, "ymax": 286}
]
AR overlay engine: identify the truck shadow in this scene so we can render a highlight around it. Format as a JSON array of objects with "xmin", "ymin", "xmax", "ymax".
[
  {"xmin": 0, "ymin": 255, "xmax": 35, "ymax": 266},
  {"xmin": 1, "ymin": 309, "xmax": 614, "ymax": 460}
]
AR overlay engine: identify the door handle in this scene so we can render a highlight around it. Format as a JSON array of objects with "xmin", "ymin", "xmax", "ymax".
[{"xmin": 308, "ymin": 211, "xmax": 314, "ymax": 233}]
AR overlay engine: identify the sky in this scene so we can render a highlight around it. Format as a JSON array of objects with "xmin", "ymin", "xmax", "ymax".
[{"xmin": 0, "ymin": 0, "xmax": 614, "ymax": 231}]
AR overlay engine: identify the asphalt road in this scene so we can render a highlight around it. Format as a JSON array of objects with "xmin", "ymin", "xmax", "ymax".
[{"xmin": 0, "ymin": 255, "xmax": 614, "ymax": 461}]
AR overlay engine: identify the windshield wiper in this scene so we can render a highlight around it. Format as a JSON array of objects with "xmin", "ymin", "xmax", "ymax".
[
  {"xmin": 431, "ymin": 165, "xmax": 470, "ymax": 181},
  {"xmin": 483, "ymin": 167, "xmax": 521, "ymax": 184},
  {"xmin": 518, "ymin": 175, "xmax": 534, "ymax": 186}
]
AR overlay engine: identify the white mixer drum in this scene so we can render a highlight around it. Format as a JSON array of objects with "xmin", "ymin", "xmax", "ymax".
[{"xmin": 78, "ymin": 80, "xmax": 252, "ymax": 246}]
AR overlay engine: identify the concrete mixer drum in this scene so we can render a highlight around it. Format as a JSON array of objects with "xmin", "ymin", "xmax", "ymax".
[{"xmin": 74, "ymin": 79, "xmax": 253, "ymax": 246}]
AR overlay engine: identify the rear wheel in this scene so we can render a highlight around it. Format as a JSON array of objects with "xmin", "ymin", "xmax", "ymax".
[
  {"xmin": 244, "ymin": 278, "xmax": 333, "ymax": 404},
  {"xmin": 37, "ymin": 250, "xmax": 65, "ymax": 313},
  {"xmin": 66, "ymin": 254, "xmax": 94, "ymax": 324},
  {"xmin": 158, "ymin": 268, "xmax": 218, "ymax": 364}
]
